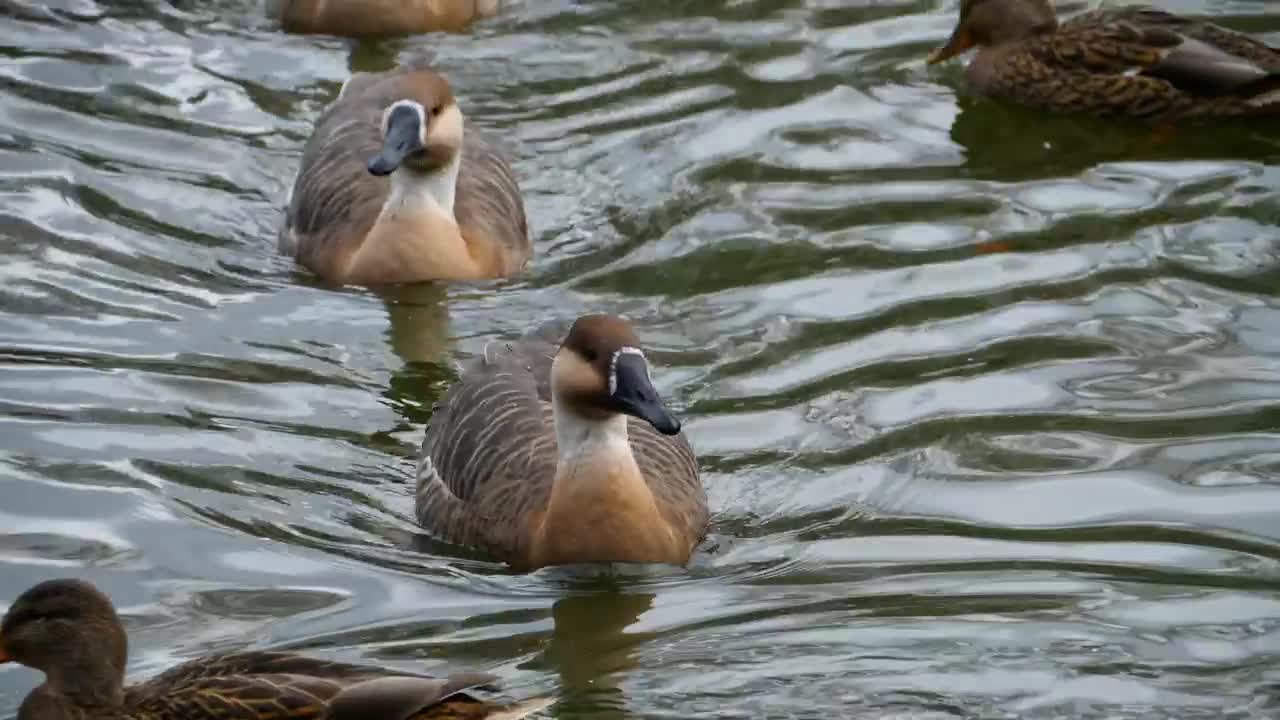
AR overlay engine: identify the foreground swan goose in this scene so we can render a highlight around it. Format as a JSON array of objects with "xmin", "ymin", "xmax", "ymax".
[
  {"xmin": 281, "ymin": 66, "xmax": 529, "ymax": 285},
  {"xmin": 0, "ymin": 578, "xmax": 548, "ymax": 720},
  {"xmin": 416, "ymin": 314, "xmax": 709, "ymax": 570},
  {"xmin": 928, "ymin": 0, "xmax": 1280, "ymax": 119},
  {"xmin": 270, "ymin": 0, "xmax": 500, "ymax": 37}
]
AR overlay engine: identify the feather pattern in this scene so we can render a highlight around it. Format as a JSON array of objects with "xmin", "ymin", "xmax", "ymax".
[{"xmin": 415, "ymin": 320, "xmax": 708, "ymax": 569}]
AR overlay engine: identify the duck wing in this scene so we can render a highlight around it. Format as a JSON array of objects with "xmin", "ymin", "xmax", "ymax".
[
  {"xmin": 127, "ymin": 673, "xmax": 351, "ymax": 720},
  {"xmin": 125, "ymin": 653, "xmax": 497, "ymax": 720},
  {"xmin": 1043, "ymin": 10, "xmax": 1279, "ymax": 102},
  {"xmin": 323, "ymin": 674, "xmax": 515, "ymax": 720}
]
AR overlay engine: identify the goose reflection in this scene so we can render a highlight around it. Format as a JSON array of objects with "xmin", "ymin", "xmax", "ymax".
[
  {"xmin": 543, "ymin": 585, "xmax": 657, "ymax": 718},
  {"xmin": 376, "ymin": 282, "xmax": 453, "ymax": 366}
]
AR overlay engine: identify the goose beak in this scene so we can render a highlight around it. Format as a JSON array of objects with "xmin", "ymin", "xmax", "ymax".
[
  {"xmin": 611, "ymin": 353, "xmax": 681, "ymax": 435},
  {"xmin": 368, "ymin": 104, "xmax": 424, "ymax": 176},
  {"xmin": 928, "ymin": 24, "xmax": 975, "ymax": 64}
]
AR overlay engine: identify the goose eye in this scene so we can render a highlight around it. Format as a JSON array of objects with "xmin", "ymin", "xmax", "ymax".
[
  {"xmin": 581, "ymin": 348, "xmax": 598, "ymax": 363},
  {"xmin": 431, "ymin": 105, "xmax": 442, "ymax": 117}
]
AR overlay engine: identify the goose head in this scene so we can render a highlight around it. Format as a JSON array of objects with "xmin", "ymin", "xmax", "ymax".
[
  {"xmin": 551, "ymin": 315, "xmax": 681, "ymax": 436},
  {"xmin": 367, "ymin": 75, "xmax": 464, "ymax": 178},
  {"xmin": 0, "ymin": 578, "xmax": 128, "ymax": 704}
]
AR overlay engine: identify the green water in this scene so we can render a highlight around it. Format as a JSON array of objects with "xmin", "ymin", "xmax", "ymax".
[{"xmin": 1, "ymin": 1, "xmax": 1280, "ymax": 717}]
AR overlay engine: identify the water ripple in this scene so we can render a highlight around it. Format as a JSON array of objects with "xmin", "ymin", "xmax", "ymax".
[{"xmin": 2, "ymin": 1, "xmax": 1280, "ymax": 718}]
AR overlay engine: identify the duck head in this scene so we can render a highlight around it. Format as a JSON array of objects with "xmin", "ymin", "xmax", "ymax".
[
  {"xmin": 928, "ymin": 0, "xmax": 1058, "ymax": 64},
  {"xmin": 1, "ymin": 578, "xmax": 128, "ymax": 705}
]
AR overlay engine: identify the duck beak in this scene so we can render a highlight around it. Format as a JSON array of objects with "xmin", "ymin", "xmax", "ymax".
[
  {"xmin": 611, "ymin": 353, "xmax": 681, "ymax": 436},
  {"xmin": 928, "ymin": 24, "xmax": 975, "ymax": 64},
  {"xmin": 367, "ymin": 104, "xmax": 425, "ymax": 176}
]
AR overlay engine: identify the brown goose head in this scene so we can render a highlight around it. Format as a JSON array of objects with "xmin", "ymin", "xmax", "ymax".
[
  {"xmin": 1, "ymin": 579, "xmax": 128, "ymax": 705},
  {"xmin": 928, "ymin": 0, "xmax": 1058, "ymax": 63},
  {"xmin": 367, "ymin": 73, "xmax": 464, "ymax": 177},
  {"xmin": 551, "ymin": 314, "xmax": 681, "ymax": 435}
]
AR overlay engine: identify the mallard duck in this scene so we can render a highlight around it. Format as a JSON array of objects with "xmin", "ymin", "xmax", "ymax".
[
  {"xmin": 280, "ymin": 64, "xmax": 529, "ymax": 286},
  {"xmin": 269, "ymin": 0, "xmax": 500, "ymax": 38},
  {"xmin": 927, "ymin": 0, "xmax": 1280, "ymax": 119},
  {"xmin": 0, "ymin": 578, "xmax": 550, "ymax": 720},
  {"xmin": 415, "ymin": 314, "xmax": 709, "ymax": 570}
]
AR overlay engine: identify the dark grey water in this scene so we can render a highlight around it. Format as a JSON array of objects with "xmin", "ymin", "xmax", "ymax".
[{"xmin": 2, "ymin": 1, "xmax": 1280, "ymax": 717}]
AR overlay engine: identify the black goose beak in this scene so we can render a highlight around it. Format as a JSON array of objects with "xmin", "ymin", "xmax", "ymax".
[
  {"xmin": 611, "ymin": 352, "xmax": 681, "ymax": 435},
  {"xmin": 367, "ymin": 104, "xmax": 424, "ymax": 176}
]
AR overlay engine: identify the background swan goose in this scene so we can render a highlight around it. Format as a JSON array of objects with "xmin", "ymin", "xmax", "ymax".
[
  {"xmin": 269, "ymin": 0, "xmax": 501, "ymax": 38},
  {"xmin": 416, "ymin": 315, "xmax": 710, "ymax": 571},
  {"xmin": 280, "ymin": 65, "xmax": 529, "ymax": 286}
]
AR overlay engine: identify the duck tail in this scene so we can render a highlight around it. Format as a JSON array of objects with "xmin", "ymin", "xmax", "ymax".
[{"xmin": 1243, "ymin": 73, "xmax": 1280, "ymax": 109}]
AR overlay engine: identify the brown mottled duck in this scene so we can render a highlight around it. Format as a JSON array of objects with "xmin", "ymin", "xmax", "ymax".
[
  {"xmin": 927, "ymin": 0, "xmax": 1280, "ymax": 119},
  {"xmin": 0, "ymin": 578, "xmax": 550, "ymax": 720}
]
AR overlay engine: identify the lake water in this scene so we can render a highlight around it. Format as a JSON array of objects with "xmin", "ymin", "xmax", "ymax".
[{"xmin": 2, "ymin": 1, "xmax": 1280, "ymax": 718}]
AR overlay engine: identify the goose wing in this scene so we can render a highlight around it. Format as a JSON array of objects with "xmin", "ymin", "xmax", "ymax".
[
  {"xmin": 455, "ymin": 128, "xmax": 530, "ymax": 272},
  {"xmin": 630, "ymin": 417, "xmax": 708, "ymax": 548},
  {"xmin": 1064, "ymin": 8, "xmax": 1280, "ymax": 71},
  {"xmin": 416, "ymin": 332, "xmax": 558, "ymax": 559},
  {"xmin": 133, "ymin": 652, "xmax": 427, "ymax": 688}
]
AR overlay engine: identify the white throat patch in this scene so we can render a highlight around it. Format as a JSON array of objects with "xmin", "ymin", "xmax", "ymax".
[{"xmin": 608, "ymin": 346, "xmax": 647, "ymax": 396}]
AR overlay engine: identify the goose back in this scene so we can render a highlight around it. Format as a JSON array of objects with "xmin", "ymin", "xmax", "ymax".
[
  {"xmin": 281, "ymin": 67, "xmax": 529, "ymax": 284},
  {"xmin": 415, "ymin": 320, "xmax": 707, "ymax": 568}
]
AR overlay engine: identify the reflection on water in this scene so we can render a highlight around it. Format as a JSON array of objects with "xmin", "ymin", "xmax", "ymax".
[{"xmin": 2, "ymin": 1, "xmax": 1280, "ymax": 718}]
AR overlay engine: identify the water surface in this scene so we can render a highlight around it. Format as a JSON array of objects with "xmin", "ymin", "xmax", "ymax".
[{"xmin": 2, "ymin": 1, "xmax": 1280, "ymax": 717}]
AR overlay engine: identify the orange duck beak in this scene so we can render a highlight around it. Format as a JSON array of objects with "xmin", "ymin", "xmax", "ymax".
[{"xmin": 928, "ymin": 24, "xmax": 976, "ymax": 64}]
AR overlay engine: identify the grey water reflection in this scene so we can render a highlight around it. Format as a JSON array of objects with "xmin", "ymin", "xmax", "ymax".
[{"xmin": 2, "ymin": 1, "xmax": 1280, "ymax": 718}]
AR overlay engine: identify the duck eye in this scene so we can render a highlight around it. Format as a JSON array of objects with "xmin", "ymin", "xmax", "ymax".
[{"xmin": 581, "ymin": 348, "xmax": 598, "ymax": 363}]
